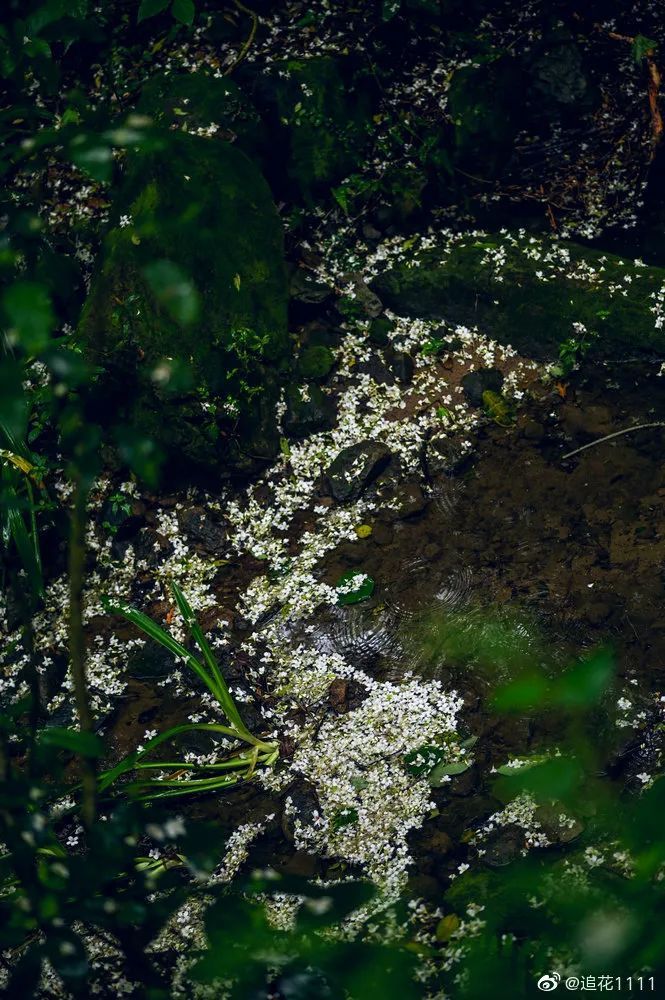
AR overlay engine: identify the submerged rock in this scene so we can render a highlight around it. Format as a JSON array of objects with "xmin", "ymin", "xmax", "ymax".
[
  {"xmin": 373, "ymin": 234, "xmax": 665, "ymax": 357},
  {"xmin": 78, "ymin": 132, "xmax": 288, "ymax": 475},
  {"xmin": 325, "ymin": 440, "xmax": 393, "ymax": 503}
]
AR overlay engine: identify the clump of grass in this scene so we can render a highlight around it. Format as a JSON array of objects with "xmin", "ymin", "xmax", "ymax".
[{"xmin": 101, "ymin": 582, "xmax": 278, "ymax": 801}]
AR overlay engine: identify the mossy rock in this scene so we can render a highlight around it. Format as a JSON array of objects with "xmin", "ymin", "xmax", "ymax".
[
  {"xmin": 78, "ymin": 131, "xmax": 289, "ymax": 475},
  {"xmin": 298, "ymin": 344, "xmax": 334, "ymax": 380},
  {"xmin": 283, "ymin": 381, "xmax": 336, "ymax": 438},
  {"xmin": 137, "ymin": 72, "xmax": 265, "ymax": 162},
  {"xmin": 255, "ymin": 56, "xmax": 376, "ymax": 203},
  {"xmin": 372, "ymin": 234, "xmax": 665, "ymax": 358}
]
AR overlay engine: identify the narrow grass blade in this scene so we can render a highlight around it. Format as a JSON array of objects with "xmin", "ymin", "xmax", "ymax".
[
  {"xmin": 97, "ymin": 722, "xmax": 247, "ymax": 793},
  {"xmin": 102, "ymin": 598, "xmax": 223, "ymax": 703},
  {"xmin": 7, "ymin": 505, "xmax": 43, "ymax": 599},
  {"xmin": 170, "ymin": 581, "xmax": 251, "ymax": 737}
]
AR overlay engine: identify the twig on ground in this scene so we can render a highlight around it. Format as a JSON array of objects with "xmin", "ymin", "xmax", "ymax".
[{"xmin": 561, "ymin": 422, "xmax": 665, "ymax": 461}]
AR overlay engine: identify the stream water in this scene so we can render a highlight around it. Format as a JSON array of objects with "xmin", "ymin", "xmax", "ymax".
[{"xmin": 102, "ymin": 353, "xmax": 664, "ymax": 894}]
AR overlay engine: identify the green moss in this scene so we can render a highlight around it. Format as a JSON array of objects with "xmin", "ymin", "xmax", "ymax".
[
  {"xmin": 373, "ymin": 235, "xmax": 665, "ymax": 357},
  {"xmin": 78, "ymin": 132, "xmax": 289, "ymax": 471},
  {"xmin": 137, "ymin": 72, "xmax": 265, "ymax": 162},
  {"xmin": 298, "ymin": 344, "xmax": 334, "ymax": 379}
]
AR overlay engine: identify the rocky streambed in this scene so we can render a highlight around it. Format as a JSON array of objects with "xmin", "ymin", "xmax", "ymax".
[{"xmin": 4, "ymin": 234, "xmax": 664, "ymax": 983}]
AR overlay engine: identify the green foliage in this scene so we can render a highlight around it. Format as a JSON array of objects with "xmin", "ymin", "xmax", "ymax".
[
  {"xmin": 142, "ymin": 259, "xmax": 200, "ymax": 326},
  {"xmin": 553, "ymin": 325, "xmax": 599, "ymax": 377},
  {"xmin": 77, "ymin": 131, "xmax": 289, "ymax": 471},
  {"xmin": 262, "ymin": 56, "xmax": 376, "ymax": 203},
  {"xmin": 101, "ymin": 581, "xmax": 279, "ymax": 800},
  {"xmin": 336, "ymin": 569, "xmax": 376, "ymax": 605},
  {"xmin": 632, "ymin": 34, "xmax": 657, "ymax": 61},
  {"xmin": 138, "ymin": 0, "xmax": 196, "ymax": 25},
  {"xmin": 298, "ymin": 343, "xmax": 334, "ymax": 379}
]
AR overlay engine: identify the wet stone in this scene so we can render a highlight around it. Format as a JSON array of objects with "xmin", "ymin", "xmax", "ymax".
[
  {"xmin": 289, "ymin": 267, "xmax": 333, "ymax": 305},
  {"xmin": 534, "ymin": 802, "xmax": 584, "ymax": 845},
  {"xmin": 177, "ymin": 506, "xmax": 227, "ymax": 553},
  {"xmin": 325, "ymin": 440, "xmax": 393, "ymax": 503},
  {"xmin": 461, "ymin": 368, "xmax": 505, "ymax": 407},
  {"xmin": 328, "ymin": 678, "xmax": 349, "ymax": 713},
  {"xmin": 482, "ymin": 824, "xmax": 524, "ymax": 867},
  {"xmin": 368, "ymin": 316, "xmax": 395, "ymax": 346},
  {"xmin": 393, "ymin": 482, "xmax": 427, "ymax": 519},
  {"xmin": 523, "ymin": 418, "xmax": 545, "ymax": 442},
  {"xmin": 386, "ymin": 349, "xmax": 415, "ymax": 384},
  {"xmin": 425, "ymin": 435, "xmax": 468, "ymax": 478},
  {"xmin": 127, "ymin": 641, "xmax": 174, "ymax": 682},
  {"xmin": 284, "ymin": 382, "xmax": 337, "ymax": 438},
  {"xmin": 371, "ymin": 522, "xmax": 394, "ymax": 547}
]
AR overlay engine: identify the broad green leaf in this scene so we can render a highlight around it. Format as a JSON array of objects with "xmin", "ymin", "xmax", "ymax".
[
  {"xmin": 332, "ymin": 186, "xmax": 349, "ymax": 214},
  {"xmin": 336, "ymin": 569, "xmax": 375, "ymax": 606},
  {"xmin": 138, "ymin": 0, "xmax": 170, "ymax": 21},
  {"xmin": 495, "ymin": 754, "xmax": 553, "ymax": 776},
  {"xmin": 430, "ymin": 760, "xmax": 472, "ymax": 785},
  {"xmin": 39, "ymin": 727, "xmax": 104, "ymax": 758},
  {"xmin": 0, "ymin": 360, "xmax": 29, "ymax": 448},
  {"xmin": 143, "ymin": 260, "xmax": 200, "ymax": 326},
  {"xmin": 172, "ymin": 0, "xmax": 195, "ymax": 25},
  {"xmin": 68, "ymin": 136, "xmax": 113, "ymax": 182},
  {"xmin": 3, "ymin": 282, "xmax": 54, "ymax": 354},
  {"xmin": 552, "ymin": 648, "xmax": 614, "ymax": 707},
  {"xmin": 633, "ymin": 34, "xmax": 657, "ymax": 61}
]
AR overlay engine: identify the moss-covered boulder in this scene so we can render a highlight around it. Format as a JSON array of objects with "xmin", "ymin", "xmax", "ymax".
[
  {"xmin": 137, "ymin": 72, "xmax": 265, "ymax": 162},
  {"xmin": 372, "ymin": 233, "xmax": 665, "ymax": 357},
  {"xmin": 79, "ymin": 131, "xmax": 289, "ymax": 475},
  {"xmin": 254, "ymin": 56, "xmax": 375, "ymax": 203}
]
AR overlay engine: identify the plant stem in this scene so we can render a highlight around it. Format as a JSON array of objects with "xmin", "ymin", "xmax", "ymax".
[{"xmin": 68, "ymin": 478, "xmax": 96, "ymax": 829}]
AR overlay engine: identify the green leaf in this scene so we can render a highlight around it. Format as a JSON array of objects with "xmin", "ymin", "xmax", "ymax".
[
  {"xmin": 429, "ymin": 760, "xmax": 472, "ymax": 785},
  {"xmin": 170, "ymin": 582, "xmax": 253, "ymax": 740},
  {"xmin": 552, "ymin": 648, "xmax": 614, "ymax": 708},
  {"xmin": 336, "ymin": 569, "xmax": 375, "ymax": 606},
  {"xmin": 6, "ymin": 504, "xmax": 43, "ymax": 599},
  {"xmin": 495, "ymin": 753, "xmax": 553, "ymax": 776},
  {"xmin": 0, "ymin": 360, "xmax": 29, "ymax": 449},
  {"xmin": 114, "ymin": 427, "xmax": 164, "ymax": 489},
  {"xmin": 3, "ymin": 282, "xmax": 54, "ymax": 354},
  {"xmin": 68, "ymin": 136, "xmax": 113, "ymax": 182},
  {"xmin": 331, "ymin": 807, "xmax": 359, "ymax": 830},
  {"xmin": 404, "ymin": 744, "xmax": 448, "ymax": 777},
  {"xmin": 332, "ymin": 186, "xmax": 349, "ymax": 214},
  {"xmin": 138, "ymin": 0, "xmax": 170, "ymax": 21},
  {"xmin": 101, "ymin": 597, "xmax": 217, "ymax": 700},
  {"xmin": 39, "ymin": 727, "xmax": 105, "ymax": 758},
  {"xmin": 143, "ymin": 260, "xmax": 200, "ymax": 326},
  {"xmin": 171, "ymin": 0, "xmax": 195, "ymax": 25},
  {"xmin": 633, "ymin": 34, "xmax": 657, "ymax": 61}
]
